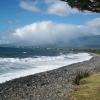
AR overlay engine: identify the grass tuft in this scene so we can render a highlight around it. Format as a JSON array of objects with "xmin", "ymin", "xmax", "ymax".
[
  {"xmin": 73, "ymin": 70, "xmax": 90, "ymax": 85},
  {"xmin": 72, "ymin": 73, "xmax": 100, "ymax": 100}
]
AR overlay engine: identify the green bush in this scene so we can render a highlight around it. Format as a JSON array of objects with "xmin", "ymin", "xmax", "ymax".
[{"xmin": 73, "ymin": 70, "xmax": 90, "ymax": 85}]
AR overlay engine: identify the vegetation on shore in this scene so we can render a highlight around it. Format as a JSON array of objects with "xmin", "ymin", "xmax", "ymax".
[
  {"xmin": 72, "ymin": 73, "xmax": 100, "ymax": 100},
  {"xmin": 73, "ymin": 70, "xmax": 90, "ymax": 85},
  {"xmin": 72, "ymin": 48, "xmax": 100, "ymax": 54}
]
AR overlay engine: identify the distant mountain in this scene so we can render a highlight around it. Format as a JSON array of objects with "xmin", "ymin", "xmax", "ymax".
[
  {"xmin": 69, "ymin": 35, "xmax": 100, "ymax": 48},
  {"xmin": 0, "ymin": 35, "xmax": 100, "ymax": 48}
]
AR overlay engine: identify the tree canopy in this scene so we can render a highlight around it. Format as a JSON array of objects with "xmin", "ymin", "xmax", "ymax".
[{"xmin": 61, "ymin": 0, "xmax": 100, "ymax": 12}]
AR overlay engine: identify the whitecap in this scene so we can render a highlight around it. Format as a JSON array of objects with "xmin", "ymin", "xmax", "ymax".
[{"xmin": 0, "ymin": 53, "xmax": 92, "ymax": 83}]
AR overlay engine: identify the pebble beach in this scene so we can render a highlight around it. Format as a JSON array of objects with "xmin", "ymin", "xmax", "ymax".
[{"xmin": 0, "ymin": 53, "xmax": 100, "ymax": 100}]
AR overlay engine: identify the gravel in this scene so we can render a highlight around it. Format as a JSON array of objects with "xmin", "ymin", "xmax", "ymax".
[{"xmin": 0, "ymin": 54, "xmax": 100, "ymax": 100}]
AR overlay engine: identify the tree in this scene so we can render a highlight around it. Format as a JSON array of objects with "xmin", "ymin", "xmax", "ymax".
[{"xmin": 61, "ymin": 0, "xmax": 100, "ymax": 12}]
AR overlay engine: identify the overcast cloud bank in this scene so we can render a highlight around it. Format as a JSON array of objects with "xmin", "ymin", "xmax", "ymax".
[{"xmin": 0, "ymin": 18, "xmax": 100, "ymax": 47}]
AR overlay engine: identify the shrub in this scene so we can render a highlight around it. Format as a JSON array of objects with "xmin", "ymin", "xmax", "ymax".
[{"xmin": 73, "ymin": 70, "xmax": 90, "ymax": 85}]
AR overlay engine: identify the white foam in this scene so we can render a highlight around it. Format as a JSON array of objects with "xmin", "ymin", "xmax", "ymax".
[{"xmin": 0, "ymin": 53, "xmax": 92, "ymax": 83}]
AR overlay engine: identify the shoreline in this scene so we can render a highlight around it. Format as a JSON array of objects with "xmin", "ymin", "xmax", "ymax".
[
  {"xmin": 0, "ymin": 53, "xmax": 100, "ymax": 100},
  {"xmin": 0, "ymin": 53, "xmax": 92, "ymax": 84}
]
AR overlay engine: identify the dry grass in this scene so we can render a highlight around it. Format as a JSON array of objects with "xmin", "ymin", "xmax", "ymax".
[
  {"xmin": 72, "ymin": 73, "xmax": 100, "ymax": 100},
  {"xmin": 73, "ymin": 70, "xmax": 90, "ymax": 85}
]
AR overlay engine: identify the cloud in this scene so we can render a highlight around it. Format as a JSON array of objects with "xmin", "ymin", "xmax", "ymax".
[
  {"xmin": 0, "ymin": 18, "xmax": 100, "ymax": 46},
  {"xmin": 7, "ymin": 20, "xmax": 21, "ymax": 25},
  {"xmin": 87, "ymin": 18, "xmax": 100, "ymax": 27},
  {"xmin": 44, "ymin": 0, "xmax": 59, "ymax": 4},
  {"xmin": 87, "ymin": 18, "xmax": 100, "ymax": 35},
  {"xmin": 47, "ymin": 1, "xmax": 78, "ymax": 16},
  {"xmin": 19, "ymin": 1, "xmax": 40, "ymax": 12},
  {"xmin": 8, "ymin": 18, "xmax": 99, "ymax": 46},
  {"xmin": 19, "ymin": 0, "xmax": 79, "ymax": 16}
]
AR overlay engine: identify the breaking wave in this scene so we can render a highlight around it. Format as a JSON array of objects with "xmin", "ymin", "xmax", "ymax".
[{"xmin": 0, "ymin": 53, "xmax": 92, "ymax": 83}]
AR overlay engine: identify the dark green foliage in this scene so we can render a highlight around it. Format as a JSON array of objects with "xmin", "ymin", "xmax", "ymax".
[
  {"xmin": 61, "ymin": 0, "xmax": 100, "ymax": 12},
  {"xmin": 69, "ymin": 48, "xmax": 100, "ymax": 54},
  {"xmin": 73, "ymin": 70, "xmax": 90, "ymax": 85}
]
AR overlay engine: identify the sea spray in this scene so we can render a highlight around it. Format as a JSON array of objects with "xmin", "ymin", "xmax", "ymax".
[{"xmin": 0, "ymin": 53, "xmax": 92, "ymax": 83}]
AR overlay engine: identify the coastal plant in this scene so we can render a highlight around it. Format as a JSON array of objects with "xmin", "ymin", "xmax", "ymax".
[
  {"xmin": 73, "ymin": 70, "xmax": 90, "ymax": 85},
  {"xmin": 72, "ymin": 73, "xmax": 100, "ymax": 100}
]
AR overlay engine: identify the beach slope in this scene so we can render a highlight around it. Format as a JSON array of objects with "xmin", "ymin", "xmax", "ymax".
[{"xmin": 0, "ymin": 54, "xmax": 100, "ymax": 100}]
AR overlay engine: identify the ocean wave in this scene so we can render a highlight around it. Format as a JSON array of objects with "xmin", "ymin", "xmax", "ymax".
[{"xmin": 0, "ymin": 53, "xmax": 92, "ymax": 83}]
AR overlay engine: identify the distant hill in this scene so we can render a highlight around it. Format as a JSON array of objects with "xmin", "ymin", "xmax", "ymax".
[
  {"xmin": 0, "ymin": 35, "xmax": 100, "ymax": 48},
  {"xmin": 69, "ymin": 35, "xmax": 100, "ymax": 48}
]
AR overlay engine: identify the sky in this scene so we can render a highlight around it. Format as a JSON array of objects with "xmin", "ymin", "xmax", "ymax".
[{"xmin": 0, "ymin": 0, "xmax": 100, "ymax": 47}]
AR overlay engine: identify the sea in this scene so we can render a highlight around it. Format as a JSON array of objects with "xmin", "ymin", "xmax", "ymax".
[{"xmin": 0, "ymin": 47, "xmax": 92, "ymax": 83}]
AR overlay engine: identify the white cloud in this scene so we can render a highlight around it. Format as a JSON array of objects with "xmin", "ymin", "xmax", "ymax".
[
  {"xmin": 19, "ymin": 1, "xmax": 40, "ymax": 12},
  {"xmin": 44, "ymin": 0, "xmax": 59, "ymax": 4},
  {"xmin": 87, "ymin": 18, "xmax": 100, "ymax": 27},
  {"xmin": 87, "ymin": 18, "xmax": 100, "ymax": 35},
  {"xmin": 8, "ymin": 18, "xmax": 99, "ymax": 46},
  {"xmin": 19, "ymin": 0, "xmax": 79, "ymax": 16},
  {"xmin": 1, "ymin": 18, "xmax": 100, "ymax": 46},
  {"xmin": 47, "ymin": 1, "xmax": 78, "ymax": 16}
]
